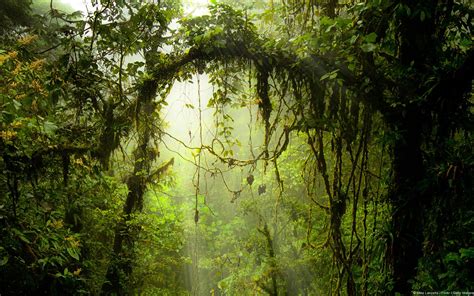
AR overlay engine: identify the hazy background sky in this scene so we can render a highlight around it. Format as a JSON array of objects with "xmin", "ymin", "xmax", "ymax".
[{"xmin": 59, "ymin": 0, "xmax": 210, "ymax": 16}]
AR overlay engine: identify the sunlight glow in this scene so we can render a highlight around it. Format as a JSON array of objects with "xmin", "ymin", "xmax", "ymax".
[
  {"xmin": 58, "ymin": 0, "xmax": 211, "ymax": 16},
  {"xmin": 58, "ymin": 0, "xmax": 88, "ymax": 12}
]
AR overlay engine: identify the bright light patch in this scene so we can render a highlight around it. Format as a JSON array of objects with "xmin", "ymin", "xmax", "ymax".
[
  {"xmin": 58, "ymin": 0, "xmax": 210, "ymax": 16},
  {"xmin": 58, "ymin": 0, "xmax": 87, "ymax": 12}
]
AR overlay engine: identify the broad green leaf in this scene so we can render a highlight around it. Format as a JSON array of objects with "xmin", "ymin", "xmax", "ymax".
[
  {"xmin": 0, "ymin": 256, "xmax": 8, "ymax": 266},
  {"xmin": 460, "ymin": 247, "xmax": 474, "ymax": 259},
  {"xmin": 12, "ymin": 228, "xmax": 30, "ymax": 243},
  {"xmin": 364, "ymin": 32, "xmax": 377, "ymax": 43},
  {"xmin": 361, "ymin": 43, "xmax": 377, "ymax": 52},
  {"xmin": 43, "ymin": 121, "xmax": 58, "ymax": 136},
  {"xmin": 67, "ymin": 247, "xmax": 80, "ymax": 260}
]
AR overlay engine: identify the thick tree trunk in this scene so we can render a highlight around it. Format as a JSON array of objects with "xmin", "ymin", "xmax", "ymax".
[
  {"xmin": 387, "ymin": 107, "xmax": 425, "ymax": 294},
  {"xmin": 386, "ymin": 1, "xmax": 437, "ymax": 292},
  {"xmin": 101, "ymin": 174, "xmax": 147, "ymax": 295},
  {"xmin": 258, "ymin": 223, "xmax": 279, "ymax": 296},
  {"xmin": 101, "ymin": 145, "xmax": 149, "ymax": 295},
  {"xmin": 101, "ymin": 80, "xmax": 158, "ymax": 295}
]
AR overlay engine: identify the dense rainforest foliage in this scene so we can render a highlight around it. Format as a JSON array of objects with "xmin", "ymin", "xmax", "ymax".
[{"xmin": 0, "ymin": 0, "xmax": 473, "ymax": 295}]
